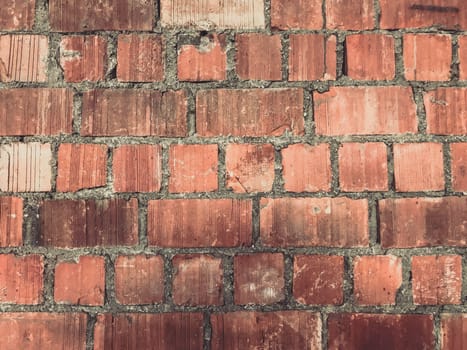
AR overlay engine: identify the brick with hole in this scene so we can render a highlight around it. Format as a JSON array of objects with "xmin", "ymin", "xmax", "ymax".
[
  {"xmin": 293, "ymin": 255, "xmax": 344, "ymax": 305},
  {"xmin": 412, "ymin": 255, "xmax": 462, "ymax": 305},
  {"xmin": 0, "ymin": 254, "xmax": 43, "ymax": 304},
  {"xmin": 459, "ymin": 36, "xmax": 467, "ymax": 80},
  {"xmin": 451, "ymin": 143, "xmax": 467, "ymax": 191},
  {"xmin": 169, "ymin": 144, "xmax": 218, "ymax": 193},
  {"xmin": 60, "ymin": 36, "xmax": 107, "ymax": 82},
  {"xmin": 113, "ymin": 144, "xmax": 162, "ymax": 192},
  {"xmin": 148, "ymin": 199, "xmax": 252, "ymax": 248},
  {"xmin": 271, "ymin": 0, "xmax": 323, "ymax": 29},
  {"xmin": 172, "ymin": 254, "xmax": 223, "ymax": 306},
  {"xmin": 326, "ymin": 0, "xmax": 374, "ymax": 30},
  {"xmin": 353, "ymin": 255, "xmax": 402, "ymax": 306},
  {"xmin": 0, "ymin": 0, "xmax": 35, "ymax": 30},
  {"xmin": 54, "ymin": 255, "xmax": 105, "ymax": 306},
  {"xmin": 234, "ymin": 253, "xmax": 284, "ymax": 305},
  {"xmin": 178, "ymin": 34, "xmax": 226, "ymax": 81},
  {"xmin": 57, "ymin": 143, "xmax": 107, "ymax": 192},
  {"xmin": 0, "ymin": 196, "xmax": 22, "ymax": 246},
  {"xmin": 115, "ymin": 255, "xmax": 164, "ymax": 305},
  {"xmin": 281, "ymin": 143, "xmax": 331, "ymax": 192},
  {"xmin": 441, "ymin": 314, "xmax": 467, "ymax": 350},
  {"xmin": 226, "ymin": 143, "xmax": 275, "ymax": 193}
]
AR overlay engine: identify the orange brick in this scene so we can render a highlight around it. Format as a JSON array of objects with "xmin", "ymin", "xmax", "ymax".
[
  {"xmin": 441, "ymin": 314, "xmax": 467, "ymax": 350},
  {"xmin": 0, "ymin": 0, "xmax": 35, "ymax": 30},
  {"xmin": 326, "ymin": 0, "xmax": 374, "ymax": 29},
  {"xmin": 459, "ymin": 36, "xmax": 467, "ymax": 80},
  {"xmin": 451, "ymin": 143, "xmax": 467, "ymax": 191},
  {"xmin": 271, "ymin": 0, "xmax": 323, "ymax": 29},
  {"xmin": 0, "ymin": 197, "xmax": 23, "ymax": 247}
]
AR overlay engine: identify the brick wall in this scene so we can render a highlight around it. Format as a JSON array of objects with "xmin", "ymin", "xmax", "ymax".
[{"xmin": 0, "ymin": 0, "xmax": 466, "ymax": 349}]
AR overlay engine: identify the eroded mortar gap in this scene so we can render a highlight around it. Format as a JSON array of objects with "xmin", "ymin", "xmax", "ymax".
[
  {"xmin": 450, "ymin": 34, "xmax": 459, "ymax": 81},
  {"xmin": 203, "ymin": 311, "xmax": 212, "ymax": 350},
  {"xmin": 283, "ymin": 252, "xmax": 294, "ymax": 305},
  {"xmin": 163, "ymin": 254, "xmax": 174, "ymax": 305},
  {"xmin": 330, "ymin": 140, "xmax": 340, "ymax": 195},
  {"xmin": 386, "ymin": 142, "xmax": 395, "ymax": 192},
  {"xmin": 280, "ymin": 33, "xmax": 289, "ymax": 82},
  {"xmin": 412, "ymin": 86, "xmax": 427, "ymax": 134},
  {"xmin": 303, "ymin": 88, "xmax": 314, "ymax": 137},
  {"xmin": 85, "ymin": 313, "xmax": 97, "ymax": 350},
  {"xmin": 138, "ymin": 197, "xmax": 148, "ymax": 248},
  {"xmin": 393, "ymin": 33, "xmax": 405, "ymax": 80},
  {"xmin": 103, "ymin": 254, "xmax": 114, "ymax": 306},
  {"xmin": 217, "ymin": 142, "xmax": 227, "ymax": 191},
  {"xmin": 222, "ymin": 255, "xmax": 234, "ymax": 306},
  {"xmin": 251, "ymin": 197, "xmax": 261, "ymax": 247}
]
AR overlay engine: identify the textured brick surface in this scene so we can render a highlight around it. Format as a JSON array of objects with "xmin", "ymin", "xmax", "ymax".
[{"xmin": 0, "ymin": 197, "xmax": 23, "ymax": 246}]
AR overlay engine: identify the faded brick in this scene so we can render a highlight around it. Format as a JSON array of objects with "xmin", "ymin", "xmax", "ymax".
[
  {"xmin": 326, "ymin": 0, "xmax": 375, "ymax": 29},
  {"xmin": 0, "ymin": 0, "xmax": 35, "ymax": 30},
  {"xmin": 271, "ymin": 0, "xmax": 323, "ymax": 30},
  {"xmin": 0, "ymin": 197, "xmax": 22, "ymax": 246},
  {"xmin": 451, "ymin": 143, "xmax": 467, "ymax": 191}
]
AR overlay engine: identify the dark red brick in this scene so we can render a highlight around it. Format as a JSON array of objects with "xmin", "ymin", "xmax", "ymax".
[
  {"xmin": 0, "ymin": 197, "xmax": 23, "ymax": 246},
  {"xmin": 326, "ymin": 0, "xmax": 375, "ymax": 29},
  {"xmin": 271, "ymin": 0, "xmax": 323, "ymax": 29},
  {"xmin": 441, "ymin": 314, "xmax": 467, "ymax": 350},
  {"xmin": 0, "ymin": 0, "xmax": 35, "ymax": 30}
]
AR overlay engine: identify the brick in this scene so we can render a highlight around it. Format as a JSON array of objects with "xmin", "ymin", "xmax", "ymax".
[
  {"xmin": 314, "ymin": 87, "xmax": 417, "ymax": 135},
  {"xmin": 345, "ymin": 34, "xmax": 395, "ymax": 80},
  {"xmin": 0, "ymin": 254, "xmax": 43, "ymax": 304},
  {"xmin": 197, "ymin": 88, "xmax": 304, "ymax": 137},
  {"xmin": 57, "ymin": 143, "xmax": 107, "ymax": 192},
  {"xmin": 451, "ymin": 143, "xmax": 467, "ymax": 191},
  {"xmin": 113, "ymin": 144, "xmax": 162, "ymax": 192},
  {"xmin": 225, "ymin": 144, "xmax": 274, "ymax": 193},
  {"xmin": 339, "ymin": 143, "xmax": 388, "ymax": 191},
  {"xmin": 81, "ymin": 89, "xmax": 187, "ymax": 137},
  {"xmin": 441, "ymin": 314, "xmax": 467, "ymax": 350},
  {"xmin": 380, "ymin": 0, "xmax": 467, "ymax": 29},
  {"xmin": 0, "ymin": 88, "xmax": 73, "ymax": 136},
  {"xmin": 260, "ymin": 197, "xmax": 369, "ymax": 247},
  {"xmin": 326, "ymin": 0, "xmax": 374, "ymax": 29},
  {"xmin": 169, "ymin": 144, "xmax": 218, "ymax": 193},
  {"xmin": 459, "ymin": 36, "xmax": 467, "ymax": 80},
  {"xmin": 0, "ymin": 35, "xmax": 47, "ymax": 82},
  {"xmin": 60, "ymin": 36, "xmax": 107, "ymax": 82},
  {"xmin": 236, "ymin": 34, "xmax": 282, "ymax": 81},
  {"xmin": 172, "ymin": 254, "xmax": 223, "ymax": 306},
  {"xmin": 0, "ymin": 143, "xmax": 52, "ymax": 192},
  {"xmin": 281, "ymin": 143, "xmax": 331, "ymax": 192},
  {"xmin": 39, "ymin": 198, "xmax": 138, "ymax": 247},
  {"xmin": 54, "ymin": 255, "xmax": 105, "ymax": 306},
  {"xmin": 412, "ymin": 255, "xmax": 462, "ymax": 305},
  {"xmin": 234, "ymin": 253, "xmax": 284, "ymax": 305},
  {"xmin": 424, "ymin": 88, "xmax": 467, "ymax": 135},
  {"xmin": 379, "ymin": 197, "xmax": 467, "ymax": 248},
  {"xmin": 293, "ymin": 255, "xmax": 343, "ymax": 305},
  {"xmin": 404, "ymin": 34, "xmax": 452, "ymax": 81},
  {"xmin": 0, "ymin": 197, "xmax": 22, "ymax": 246},
  {"xmin": 0, "ymin": 313, "xmax": 87, "ymax": 350},
  {"xmin": 115, "ymin": 255, "xmax": 164, "ymax": 305},
  {"xmin": 211, "ymin": 311, "xmax": 321, "ymax": 350},
  {"xmin": 353, "ymin": 255, "xmax": 402, "ymax": 305},
  {"xmin": 0, "ymin": 0, "xmax": 35, "ymax": 30},
  {"xmin": 394, "ymin": 143, "xmax": 444, "ymax": 191},
  {"xmin": 178, "ymin": 34, "xmax": 227, "ymax": 81},
  {"xmin": 288, "ymin": 34, "xmax": 336, "ymax": 81},
  {"xmin": 148, "ymin": 199, "xmax": 252, "ymax": 247},
  {"xmin": 160, "ymin": 0, "xmax": 265, "ymax": 29},
  {"xmin": 49, "ymin": 0, "xmax": 154, "ymax": 31},
  {"xmin": 117, "ymin": 34, "xmax": 163, "ymax": 82},
  {"xmin": 271, "ymin": 0, "xmax": 323, "ymax": 29},
  {"xmin": 94, "ymin": 313, "xmax": 203, "ymax": 350},
  {"xmin": 328, "ymin": 313, "xmax": 434, "ymax": 350}
]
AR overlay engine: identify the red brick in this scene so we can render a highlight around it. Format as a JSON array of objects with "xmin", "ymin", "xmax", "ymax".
[
  {"xmin": 293, "ymin": 255, "xmax": 344, "ymax": 305},
  {"xmin": 211, "ymin": 311, "xmax": 321, "ymax": 350},
  {"xmin": 339, "ymin": 143, "xmax": 388, "ymax": 191},
  {"xmin": 260, "ymin": 197, "xmax": 369, "ymax": 247},
  {"xmin": 441, "ymin": 314, "xmax": 467, "ymax": 350},
  {"xmin": 60, "ymin": 36, "xmax": 107, "ymax": 82},
  {"xmin": 412, "ymin": 255, "xmax": 462, "ymax": 305},
  {"xmin": 54, "ymin": 255, "xmax": 105, "ymax": 306},
  {"xmin": 0, "ymin": 197, "xmax": 22, "ymax": 246},
  {"xmin": 178, "ymin": 34, "xmax": 226, "ymax": 81},
  {"xmin": 113, "ymin": 144, "xmax": 162, "ymax": 192},
  {"xmin": 172, "ymin": 254, "xmax": 223, "ymax": 306},
  {"xmin": 234, "ymin": 253, "xmax": 284, "ymax": 305},
  {"xmin": 49, "ymin": 0, "xmax": 154, "ymax": 31},
  {"xmin": 0, "ymin": 35, "xmax": 47, "ymax": 82},
  {"xmin": 148, "ymin": 199, "xmax": 252, "ymax": 247},
  {"xmin": 169, "ymin": 144, "xmax": 218, "ymax": 193},
  {"xmin": 282, "ymin": 143, "xmax": 331, "ymax": 192},
  {"xmin": 0, "ymin": 254, "xmax": 43, "ymax": 304},
  {"xmin": 424, "ymin": 88, "xmax": 467, "ymax": 135},
  {"xmin": 39, "ymin": 198, "xmax": 138, "ymax": 247},
  {"xmin": 314, "ymin": 87, "xmax": 417, "ymax": 135},
  {"xmin": 115, "ymin": 255, "xmax": 164, "ymax": 305},
  {"xmin": 345, "ymin": 34, "xmax": 395, "ymax": 80},
  {"xmin": 236, "ymin": 34, "xmax": 282, "ymax": 81},
  {"xmin": 225, "ymin": 144, "xmax": 274, "ymax": 193},
  {"xmin": 289, "ymin": 34, "xmax": 336, "ymax": 81},
  {"xmin": 353, "ymin": 255, "xmax": 402, "ymax": 306},
  {"xmin": 160, "ymin": 0, "xmax": 265, "ymax": 29},
  {"xmin": 379, "ymin": 197, "xmax": 467, "ymax": 248},
  {"xmin": 326, "ymin": 0, "xmax": 374, "ymax": 29},
  {"xmin": 328, "ymin": 313, "xmax": 434, "ymax": 350},
  {"xmin": 0, "ymin": 313, "xmax": 87, "ymax": 350},
  {"xmin": 0, "ymin": 143, "xmax": 52, "ymax": 192},
  {"xmin": 451, "ymin": 143, "xmax": 467, "ymax": 191},
  {"xmin": 57, "ymin": 143, "xmax": 107, "ymax": 192},
  {"xmin": 459, "ymin": 36, "xmax": 467, "ymax": 80},
  {"xmin": 94, "ymin": 313, "xmax": 203, "ymax": 350},
  {"xmin": 394, "ymin": 143, "xmax": 444, "ymax": 191},
  {"xmin": 0, "ymin": 0, "xmax": 35, "ymax": 30},
  {"xmin": 380, "ymin": 0, "xmax": 467, "ymax": 29},
  {"xmin": 0, "ymin": 88, "xmax": 73, "ymax": 136},
  {"xmin": 271, "ymin": 0, "xmax": 323, "ymax": 29},
  {"xmin": 81, "ymin": 89, "xmax": 187, "ymax": 137},
  {"xmin": 117, "ymin": 34, "xmax": 163, "ymax": 82}
]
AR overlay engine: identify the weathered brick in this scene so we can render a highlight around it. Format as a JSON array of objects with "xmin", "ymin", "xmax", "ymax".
[
  {"xmin": 0, "ymin": 197, "xmax": 22, "ymax": 246},
  {"xmin": 271, "ymin": 0, "xmax": 323, "ymax": 30},
  {"xmin": 326, "ymin": 0, "xmax": 374, "ymax": 29},
  {"xmin": 451, "ymin": 143, "xmax": 467, "ymax": 191},
  {"xmin": 459, "ymin": 36, "xmax": 467, "ymax": 80},
  {"xmin": 441, "ymin": 314, "xmax": 467, "ymax": 350},
  {"xmin": 0, "ymin": 0, "xmax": 35, "ymax": 30}
]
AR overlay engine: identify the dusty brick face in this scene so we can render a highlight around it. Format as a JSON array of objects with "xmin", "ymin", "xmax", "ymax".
[
  {"xmin": 459, "ymin": 36, "xmax": 467, "ymax": 80},
  {"xmin": 451, "ymin": 143, "xmax": 467, "ymax": 191},
  {"xmin": 0, "ymin": 196, "xmax": 23, "ymax": 246},
  {"xmin": 441, "ymin": 314, "xmax": 467, "ymax": 350},
  {"xmin": 0, "ymin": 0, "xmax": 35, "ymax": 30},
  {"xmin": 271, "ymin": 0, "xmax": 323, "ymax": 30},
  {"xmin": 326, "ymin": 0, "xmax": 375, "ymax": 29}
]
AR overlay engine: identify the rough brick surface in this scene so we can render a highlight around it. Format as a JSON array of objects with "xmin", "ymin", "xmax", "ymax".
[
  {"xmin": 271, "ymin": 0, "xmax": 322, "ymax": 30},
  {"xmin": 459, "ymin": 36, "xmax": 467, "ymax": 80},
  {"xmin": 441, "ymin": 314, "xmax": 467, "ymax": 350},
  {"xmin": 0, "ymin": 197, "xmax": 22, "ymax": 246},
  {"xmin": 451, "ymin": 143, "xmax": 467, "ymax": 191},
  {"xmin": 0, "ymin": 0, "xmax": 35, "ymax": 30},
  {"xmin": 326, "ymin": 0, "xmax": 374, "ymax": 29}
]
